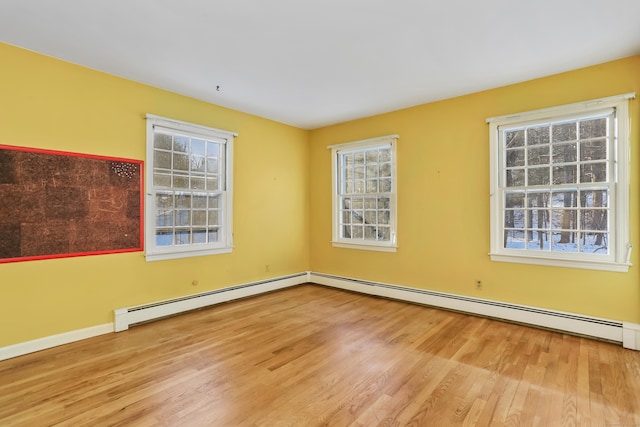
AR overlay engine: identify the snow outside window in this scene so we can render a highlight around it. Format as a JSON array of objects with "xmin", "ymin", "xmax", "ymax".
[{"xmin": 487, "ymin": 94, "xmax": 633, "ymax": 272}]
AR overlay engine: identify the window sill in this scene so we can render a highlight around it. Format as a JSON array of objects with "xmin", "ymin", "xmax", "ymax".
[
  {"xmin": 489, "ymin": 253, "xmax": 630, "ymax": 272},
  {"xmin": 332, "ymin": 241, "xmax": 397, "ymax": 253},
  {"xmin": 146, "ymin": 246, "xmax": 233, "ymax": 262}
]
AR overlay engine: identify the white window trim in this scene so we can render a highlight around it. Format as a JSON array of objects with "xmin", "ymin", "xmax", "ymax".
[
  {"xmin": 329, "ymin": 134, "xmax": 399, "ymax": 252},
  {"xmin": 487, "ymin": 93, "xmax": 634, "ymax": 272},
  {"xmin": 145, "ymin": 114, "xmax": 236, "ymax": 262}
]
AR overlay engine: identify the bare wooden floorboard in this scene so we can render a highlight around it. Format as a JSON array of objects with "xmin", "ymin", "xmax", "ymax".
[{"xmin": 1, "ymin": 284, "xmax": 639, "ymax": 426}]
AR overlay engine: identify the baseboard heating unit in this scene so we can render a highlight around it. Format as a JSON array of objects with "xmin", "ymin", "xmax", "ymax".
[
  {"xmin": 114, "ymin": 272, "xmax": 309, "ymax": 332},
  {"xmin": 309, "ymin": 272, "xmax": 640, "ymax": 351}
]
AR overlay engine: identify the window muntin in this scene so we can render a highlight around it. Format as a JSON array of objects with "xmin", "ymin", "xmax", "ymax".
[
  {"xmin": 146, "ymin": 115, "xmax": 235, "ymax": 261},
  {"xmin": 488, "ymin": 94, "xmax": 633, "ymax": 272},
  {"xmin": 330, "ymin": 135, "xmax": 398, "ymax": 252}
]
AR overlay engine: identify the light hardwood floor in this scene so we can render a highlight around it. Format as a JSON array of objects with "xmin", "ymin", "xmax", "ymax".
[{"xmin": 1, "ymin": 284, "xmax": 640, "ymax": 426}]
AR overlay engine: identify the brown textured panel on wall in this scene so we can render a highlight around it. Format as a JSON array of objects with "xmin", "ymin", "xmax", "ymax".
[{"xmin": 0, "ymin": 145, "xmax": 143, "ymax": 262}]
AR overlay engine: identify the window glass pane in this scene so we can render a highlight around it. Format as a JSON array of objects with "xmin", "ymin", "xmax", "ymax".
[
  {"xmin": 580, "ymin": 118, "xmax": 607, "ymax": 138},
  {"xmin": 208, "ymin": 210, "xmax": 219, "ymax": 226},
  {"xmin": 366, "ymin": 180, "xmax": 378, "ymax": 193},
  {"xmin": 580, "ymin": 163, "xmax": 606, "ymax": 183},
  {"xmin": 504, "ymin": 230, "xmax": 525, "ymax": 249},
  {"xmin": 366, "ymin": 164, "xmax": 378, "ymax": 179},
  {"xmin": 366, "ymin": 150, "xmax": 378, "ymax": 163},
  {"xmin": 551, "ymin": 232, "xmax": 578, "ymax": 252},
  {"xmin": 552, "ymin": 122, "xmax": 576, "ymax": 142},
  {"xmin": 191, "ymin": 139, "xmax": 205, "ymax": 156},
  {"xmin": 580, "ymin": 139, "xmax": 606, "ymax": 161},
  {"xmin": 191, "ymin": 155, "xmax": 205, "ymax": 173},
  {"xmin": 506, "ymin": 170, "xmax": 524, "ymax": 187},
  {"xmin": 173, "ymin": 153, "xmax": 189, "ymax": 171},
  {"xmin": 207, "ymin": 142, "xmax": 219, "ymax": 157},
  {"xmin": 505, "ymin": 192, "xmax": 525, "ymax": 208},
  {"xmin": 175, "ymin": 230, "xmax": 190, "ymax": 245},
  {"xmin": 580, "ymin": 190, "xmax": 608, "ymax": 208},
  {"xmin": 528, "ymin": 231, "xmax": 550, "ymax": 250},
  {"xmin": 552, "ymin": 165, "xmax": 576, "ymax": 184},
  {"xmin": 175, "ymin": 210, "xmax": 190, "ymax": 226},
  {"xmin": 364, "ymin": 211, "xmax": 376, "ymax": 224},
  {"xmin": 527, "ymin": 126, "xmax": 550, "ymax": 145},
  {"xmin": 528, "ymin": 146, "xmax": 549, "ymax": 165},
  {"xmin": 206, "ymin": 178, "xmax": 219, "ymax": 191},
  {"xmin": 581, "ymin": 210, "xmax": 608, "ymax": 231},
  {"xmin": 153, "ymin": 173, "xmax": 171, "ymax": 187},
  {"xmin": 551, "ymin": 210, "xmax": 577, "ymax": 230},
  {"xmin": 192, "ymin": 195, "xmax": 207, "ymax": 209},
  {"xmin": 192, "ymin": 229, "xmax": 207, "ymax": 244},
  {"xmin": 206, "ymin": 158, "xmax": 219, "ymax": 174},
  {"xmin": 352, "ymin": 226, "xmax": 363, "ymax": 239},
  {"xmin": 154, "ymin": 150, "xmax": 171, "ymax": 170},
  {"xmin": 192, "ymin": 211, "xmax": 206, "ymax": 226},
  {"xmin": 379, "ymin": 149, "xmax": 391, "ymax": 162},
  {"xmin": 154, "ymin": 133, "xmax": 172, "ymax": 150},
  {"xmin": 528, "ymin": 167, "xmax": 549, "ymax": 186},
  {"xmin": 191, "ymin": 177, "xmax": 205, "ymax": 190},
  {"xmin": 552, "ymin": 143, "xmax": 577, "ymax": 163},
  {"xmin": 506, "ymin": 149, "xmax": 524, "ymax": 167},
  {"xmin": 208, "ymin": 228, "xmax": 219, "ymax": 243},
  {"xmin": 364, "ymin": 225, "xmax": 377, "ymax": 240},
  {"xmin": 379, "ymin": 162, "xmax": 391, "ymax": 177},
  {"xmin": 156, "ymin": 230, "xmax": 173, "ymax": 246},
  {"xmin": 505, "ymin": 129, "xmax": 525, "ymax": 148},
  {"xmin": 380, "ymin": 178, "xmax": 391, "ymax": 192},
  {"xmin": 173, "ymin": 136, "xmax": 189, "ymax": 152},
  {"xmin": 582, "ymin": 233, "xmax": 608, "ymax": 253}
]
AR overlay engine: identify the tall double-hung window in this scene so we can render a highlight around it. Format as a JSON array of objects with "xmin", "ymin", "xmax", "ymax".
[
  {"xmin": 488, "ymin": 94, "xmax": 634, "ymax": 272},
  {"xmin": 145, "ymin": 114, "xmax": 236, "ymax": 261},
  {"xmin": 330, "ymin": 135, "xmax": 398, "ymax": 252}
]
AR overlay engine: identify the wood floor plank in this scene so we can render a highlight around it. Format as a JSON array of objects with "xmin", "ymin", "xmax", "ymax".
[{"xmin": 1, "ymin": 284, "xmax": 639, "ymax": 426}]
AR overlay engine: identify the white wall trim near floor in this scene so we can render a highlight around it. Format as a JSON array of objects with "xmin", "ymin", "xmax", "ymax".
[
  {"xmin": 2, "ymin": 270, "xmax": 638, "ymax": 361},
  {"xmin": 310, "ymin": 272, "xmax": 640, "ymax": 350},
  {"xmin": 0, "ymin": 323, "xmax": 114, "ymax": 362},
  {"xmin": 114, "ymin": 272, "xmax": 310, "ymax": 332},
  {"xmin": 0, "ymin": 272, "xmax": 310, "ymax": 361}
]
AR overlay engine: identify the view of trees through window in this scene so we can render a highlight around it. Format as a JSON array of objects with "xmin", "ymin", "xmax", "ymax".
[
  {"xmin": 502, "ymin": 115, "xmax": 611, "ymax": 254},
  {"xmin": 152, "ymin": 130, "xmax": 225, "ymax": 247},
  {"xmin": 339, "ymin": 147, "xmax": 392, "ymax": 241}
]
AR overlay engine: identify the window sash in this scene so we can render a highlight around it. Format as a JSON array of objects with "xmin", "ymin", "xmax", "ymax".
[
  {"xmin": 330, "ymin": 135, "xmax": 398, "ymax": 251},
  {"xmin": 487, "ymin": 94, "xmax": 633, "ymax": 272},
  {"xmin": 145, "ymin": 114, "xmax": 235, "ymax": 261}
]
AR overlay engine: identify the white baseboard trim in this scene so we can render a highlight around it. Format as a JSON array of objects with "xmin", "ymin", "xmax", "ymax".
[
  {"xmin": 310, "ymin": 272, "xmax": 635, "ymax": 347},
  {"xmin": 623, "ymin": 322, "xmax": 640, "ymax": 350},
  {"xmin": 0, "ymin": 323, "xmax": 114, "ymax": 362},
  {"xmin": 115, "ymin": 272, "xmax": 310, "ymax": 332}
]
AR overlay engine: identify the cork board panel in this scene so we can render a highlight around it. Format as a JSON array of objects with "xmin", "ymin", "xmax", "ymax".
[{"xmin": 0, "ymin": 145, "xmax": 143, "ymax": 263}]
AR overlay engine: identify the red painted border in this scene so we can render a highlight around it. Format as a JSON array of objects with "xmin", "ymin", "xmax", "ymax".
[{"xmin": 0, "ymin": 144, "xmax": 144, "ymax": 263}]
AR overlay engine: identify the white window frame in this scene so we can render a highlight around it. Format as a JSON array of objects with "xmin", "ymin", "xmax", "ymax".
[
  {"xmin": 487, "ymin": 93, "xmax": 634, "ymax": 272},
  {"xmin": 145, "ymin": 114, "xmax": 236, "ymax": 261},
  {"xmin": 329, "ymin": 135, "xmax": 398, "ymax": 252}
]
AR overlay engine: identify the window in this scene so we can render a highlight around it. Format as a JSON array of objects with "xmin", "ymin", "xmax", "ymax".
[
  {"xmin": 488, "ymin": 94, "xmax": 634, "ymax": 272},
  {"xmin": 145, "ymin": 114, "xmax": 235, "ymax": 261},
  {"xmin": 330, "ymin": 135, "xmax": 398, "ymax": 252}
]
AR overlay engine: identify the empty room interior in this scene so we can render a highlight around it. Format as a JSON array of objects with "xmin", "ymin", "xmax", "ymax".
[{"xmin": 1, "ymin": 1, "xmax": 640, "ymax": 425}]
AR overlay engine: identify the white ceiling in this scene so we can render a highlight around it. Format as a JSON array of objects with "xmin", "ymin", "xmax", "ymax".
[{"xmin": 1, "ymin": 0, "xmax": 640, "ymax": 129}]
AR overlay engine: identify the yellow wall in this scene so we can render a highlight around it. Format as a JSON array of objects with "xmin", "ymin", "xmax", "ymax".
[
  {"xmin": 308, "ymin": 55, "xmax": 640, "ymax": 323},
  {"xmin": 0, "ymin": 42, "xmax": 310, "ymax": 347},
  {"xmin": 1, "ymin": 41, "xmax": 639, "ymax": 349}
]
